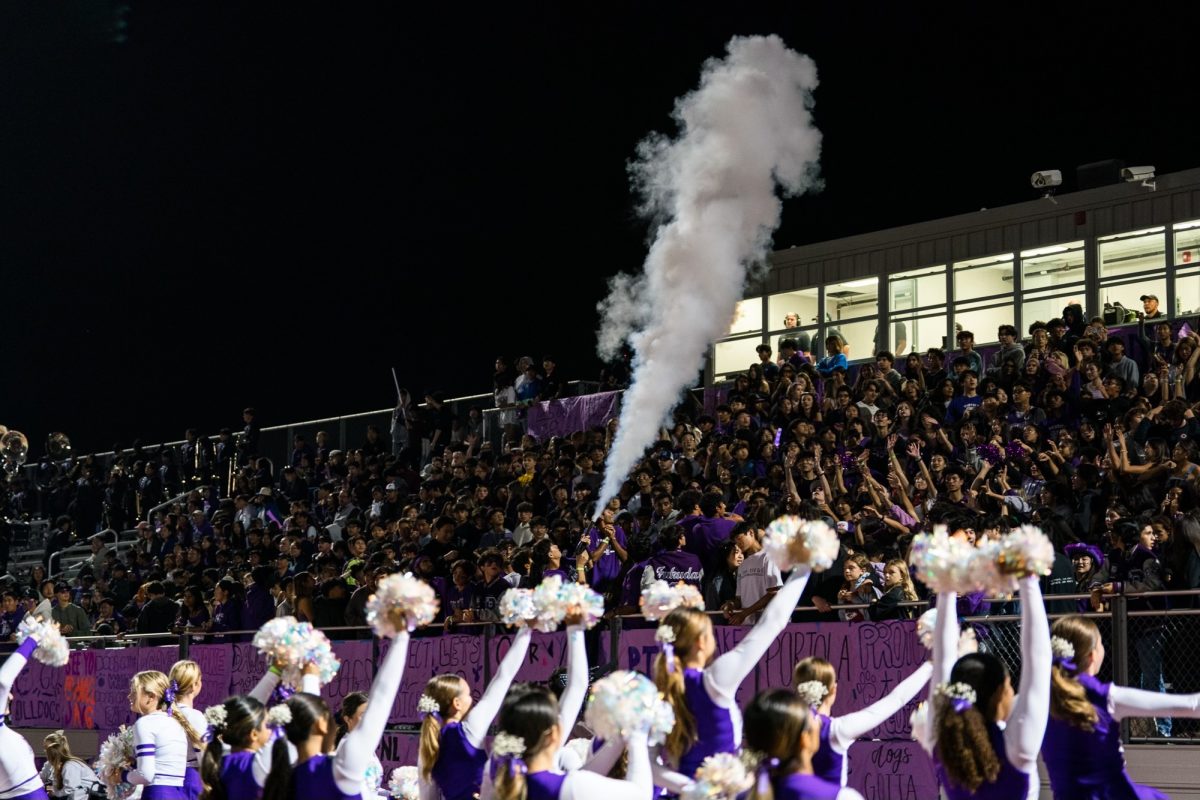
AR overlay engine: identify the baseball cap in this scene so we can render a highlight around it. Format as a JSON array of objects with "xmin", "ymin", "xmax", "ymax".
[{"xmin": 1141, "ymin": 294, "xmax": 1159, "ymax": 302}]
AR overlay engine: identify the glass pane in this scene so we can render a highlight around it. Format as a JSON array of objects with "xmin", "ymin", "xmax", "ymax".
[
  {"xmin": 953, "ymin": 254, "xmax": 1013, "ymax": 301},
  {"xmin": 953, "ymin": 303, "xmax": 1015, "ymax": 346},
  {"xmin": 1174, "ymin": 220, "xmax": 1200, "ymax": 267},
  {"xmin": 1022, "ymin": 292, "xmax": 1087, "ymax": 331},
  {"xmin": 824, "ymin": 277, "xmax": 878, "ymax": 324},
  {"xmin": 1020, "ymin": 241, "xmax": 1085, "ymax": 291},
  {"xmin": 727, "ymin": 298, "xmax": 763, "ymax": 335},
  {"xmin": 767, "ymin": 288, "xmax": 821, "ymax": 334},
  {"xmin": 1098, "ymin": 227, "xmax": 1165, "ymax": 278},
  {"xmin": 889, "ymin": 265, "xmax": 946, "ymax": 312},
  {"xmin": 823, "ymin": 318, "xmax": 879, "ymax": 361},
  {"xmin": 1099, "ymin": 277, "xmax": 1167, "ymax": 324},
  {"xmin": 774, "ymin": 327, "xmax": 819, "ymax": 358},
  {"xmin": 1177, "ymin": 269, "xmax": 1200, "ymax": 317},
  {"xmin": 890, "ymin": 314, "xmax": 949, "ymax": 357},
  {"xmin": 713, "ymin": 337, "xmax": 762, "ymax": 377}
]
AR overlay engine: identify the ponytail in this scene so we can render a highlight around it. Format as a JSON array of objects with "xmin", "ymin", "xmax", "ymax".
[
  {"xmin": 652, "ymin": 608, "xmax": 709, "ymax": 765},
  {"xmin": 933, "ymin": 653, "xmax": 1008, "ymax": 793},
  {"xmin": 261, "ymin": 736, "xmax": 295, "ymax": 800},
  {"xmin": 198, "ymin": 740, "xmax": 228, "ymax": 800},
  {"xmin": 198, "ymin": 696, "xmax": 265, "ymax": 800},
  {"xmin": 493, "ymin": 685, "xmax": 558, "ymax": 800},
  {"xmin": 1049, "ymin": 616, "xmax": 1101, "ymax": 731},
  {"xmin": 262, "ymin": 694, "xmax": 330, "ymax": 800},
  {"xmin": 418, "ymin": 675, "xmax": 465, "ymax": 782}
]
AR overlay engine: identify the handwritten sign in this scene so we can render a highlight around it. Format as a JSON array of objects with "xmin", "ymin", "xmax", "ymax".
[
  {"xmin": 496, "ymin": 631, "xmax": 567, "ymax": 684},
  {"xmin": 378, "ymin": 729, "xmax": 420, "ymax": 774},
  {"xmin": 321, "ymin": 639, "xmax": 374, "ymax": 710},
  {"xmin": 616, "ymin": 625, "xmax": 756, "ymax": 706},
  {"xmin": 190, "ymin": 644, "xmax": 235, "ymax": 712},
  {"xmin": 846, "ymin": 741, "xmax": 939, "ymax": 800},
  {"xmin": 94, "ymin": 648, "xmax": 140, "ymax": 739},
  {"xmin": 388, "ymin": 634, "xmax": 485, "ymax": 724},
  {"xmin": 10, "ymin": 657, "xmax": 63, "ymax": 727},
  {"xmin": 229, "ymin": 643, "xmax": 268, "ymax": 697}
]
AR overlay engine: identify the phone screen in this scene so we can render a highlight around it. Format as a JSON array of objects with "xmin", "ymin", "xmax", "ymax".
[{"xmin": 774, "ymin": 429, "xmax": 782, "ymax": 447}]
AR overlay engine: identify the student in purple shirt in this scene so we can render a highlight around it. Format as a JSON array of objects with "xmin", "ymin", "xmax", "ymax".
[
  {"xmin": 686, "ymin": 495, "xmax": 739, "ymax": 570},
  {"xmin": 585, "ymin": 510, "xmax": 627, "ymax": 594}
]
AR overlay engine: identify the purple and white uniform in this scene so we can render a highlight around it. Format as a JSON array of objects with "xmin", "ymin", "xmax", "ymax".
[
  {"xmin": 291, "ymin": 633, "xmax": 409, "ymax": 799},
  {"xmin": 812, "ymin": 662, "xmax": 932, "ymax": 786},
  {"xmin": 127, "ymin": 710, "xmax": 189, "ymax": 800},
  {"xmin": 0, "ymin": 639, "xmax": 50, "ymax": 800},
  {"xmin": 1042, "ymin": 672, "xmax": 1200, "ymax": 799},
  {"xmin": 771, "ymin": 773, "xmax": 862, "ymax": 800},
  {"xmin": 421, "ymin": 628, "xmax": 533, "ymax": 800},
  {"xmin": 517, "ymin": 731, "xmax": 651, "ymax": 800},
  {"xmin": 922, "ymin": 578, "xmax": 1049, "ymax": 800}
]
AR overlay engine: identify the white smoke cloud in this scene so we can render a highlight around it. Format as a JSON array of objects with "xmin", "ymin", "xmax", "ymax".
[{"xmin": 595, "ymin": 35, "xmax": 823, "ymax": 513}]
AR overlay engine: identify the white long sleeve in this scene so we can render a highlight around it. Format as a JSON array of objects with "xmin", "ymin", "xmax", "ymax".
[
  {"xmin": 706, "ymin": 567, "xmax": 811, "ymax": 704},
  {"xmin": 830, "ymin": 662, "xmax": 933, "ymax": 750},
  {"xmin": 582, "ymin": 739, "xmax": 624, "ymax": 776},
  {"xmin": 1003, "ymin": 577, "xmax": 1050, "ymax": 775},
  {"xmin": 556, "ymin": 626, "xmax": 588, "ymax": 750},
  {"xmin": 334, "ymin": 632, "xmax": 410, "ymax": 794},
  {"xmin": 561, "ymin": 732, "xmax": 652, "ymax": 800},
  {"xmin": 920, "ymin": 591, "xmax": 958, "ymax": 754},
  {"xmin": 248, "ymin": 668, "xmax": 283, "ymax": 704},
  {"xmin": 0, "ymin": 639, "xmax": 33, "ymax": 716},
  {"xmin": 649, "ymin": 758, "xmax": 693, "ymax": 795},
  {"xmin": 127, "ymin": 712, "xmax": 188, "ymax": 786},
  {"xmin": 1110, "ymin": 685, "xmax": 1200, "ymax": 720},
  {"xmin": 463, "ymin": 627, "xmax": 532, "ymax": 748}
]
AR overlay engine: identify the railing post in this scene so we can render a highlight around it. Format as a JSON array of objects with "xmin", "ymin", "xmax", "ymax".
[
  {"xmin": 1111, "ymin": 594, "xmax": 1130, "ymax": 742},
  {"xmin": 179, "ymin": 630, "xmax": 189, "ymax": 660},
  {"xmin": 608, "ymin": 616, "xmax": 622, "ymax": 673},
  {"xmin": 484, "ymin": 623, "xmax": 494, "ymax": 686}
]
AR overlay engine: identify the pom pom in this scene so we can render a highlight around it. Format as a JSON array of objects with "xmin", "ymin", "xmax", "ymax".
[
  {"xmin": 95, "ymin": 725, "xmax": 136, "ymax": 800},
  {"xmin": 365, "ymin": 762, "xmax": 383, "ymax": 793},
  {"xmin": 527, "ymin": 575, "xmax": 606, "ymax": 631},
  {"xmin": 253, "ymin": 617, "xmax": 341, "ymax": 688},
  {"xmin": 564, "ymin": 738, "xmax": 593, "ymax": 769},
  {"xmin": 499, "ymin": 588, "xmax": 538, "ymax": 627},
  {"xmin": 655, "ymin": 625, "xmax": 676, "ymax": 644},
  {"xmin": 976, "ymin": 442, "xmax": 1003, "ymax": 466},
  {"xmin": 492, "ymin": 733, "xmax": 526, "ymax": 757},
  {"xmin": 585, "ymin": 671, "xmax": 675, "ymax": 747},
  {"xmin": 682, "ymin": 752, "xmax": 754, "ymax": 800},
  {"xmin": 936, "ymin": 681, "xmax": 977, "ymax": 713},
  {"xmin": 367, "ymin": 573, "xmax": 439, "ymax": 636},
  {"xmin": 266, "ymin": 704, "xmax": 293, "ymax": 728},
  {"xmin": 388, "ymin": 766, "xmax": 420, "ymax": 800},
  {"xmin": 204, "ymin": 705, "xmax": 228, "ymax": 730},
  {"xmin": 794, "ymin": 680, "xmax": 829, "ymax": 709},
  {"xmin": 1051, "ymin": 635, "xmax": 1076, "ymax": 661},
  {"xmin": 640, "ymin": 580, "xmax": 705, "ymax": 622},
  {"xmin": 16, "ymin": 616, "xmax": 69, "ymax": 667},
  {"xmin": 762, "ymin": 516, "xmax": 839, "ymax": 572},
  {"xmin": 990, "ymin": 525, "xmax": 1055, "ymax": 593},
  {"xmin": 417, "ymin": 695, "xmax": 440, "ymax": 715},
  {"xmin": 908, "ymin": 526, "xmax": 982, "ymax": 594},
  {"xmin": 1005, "ymin": 439, "xmax": 1026, "ymax": 460}
]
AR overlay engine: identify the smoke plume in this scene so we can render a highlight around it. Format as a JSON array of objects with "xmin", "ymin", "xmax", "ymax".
[{"xmin": 595, "ymin": 35, "xmax": 823, "ymax": 513}]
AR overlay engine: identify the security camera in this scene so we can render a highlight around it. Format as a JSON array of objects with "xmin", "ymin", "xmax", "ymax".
[
  {"xmin": 1122, "ymin": 165, "xmax": 1155, "ymax": 182},
  {"xmin": 1031, "ymin": 170, "xmax": 1063, "ymax": 189}
]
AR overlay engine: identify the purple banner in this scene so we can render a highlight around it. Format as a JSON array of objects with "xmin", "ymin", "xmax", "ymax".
[
  {"xmin": 526, "ymin": 391, "xmax": 620, "ymax": 441},
  {"xmin": 387, "ymin": 634, "xmax": 486, "ymax": 724}
]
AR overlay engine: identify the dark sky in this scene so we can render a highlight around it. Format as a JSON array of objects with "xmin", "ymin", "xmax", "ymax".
[{"xmin": 2, "ymin": 3, "xmax": 1198, "ymax": 454}]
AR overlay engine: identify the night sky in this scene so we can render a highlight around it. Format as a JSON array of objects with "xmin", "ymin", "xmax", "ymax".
[{"xmin": 2, "ymin": 3, "xmax": 1198, "ymax": 454}]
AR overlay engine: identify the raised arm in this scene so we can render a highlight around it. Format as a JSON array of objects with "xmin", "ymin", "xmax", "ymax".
[
  {"xmin": 557, "ymin": 625, "xmax": 588, "ymax": 749},
  {"xmin": 919, "ymin": 592, "xmax": 958, "ymax": 754},
  {"xmin": 0, "ymin": 637, "xmax": 36, "ymax": 712},
  {"xmin": 247, "ymin": 666, "xmax": 283, "ymax": 705},
  {"xmin": 334, "ymin": 632, "xmax": 410, "ymax": 791},
  {"xmin": 566, "ymin": 731, "xmax": 652, "ymax": 800},
  {"xmin": 830, "ymin": 662, "xmax": 932, "ymax": 747},
  {"xmin": 1003, "ymin": 577, "xmax": 1050, "ymax": 774},
  {"xmin": 706, "ymin": 567, "xmax": 811, "ymax": 700},
  {"xmin": 1109, "ymin": 685, "xmax": 1200, "ymax": 720},
  {"xmin": 463, "ymin": 627, "xmax": 533, "ymax": 747}
]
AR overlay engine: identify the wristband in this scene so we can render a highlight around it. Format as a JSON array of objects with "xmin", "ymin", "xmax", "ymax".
[{"xmin": 269, "ymin": 665, "xmax": 283, "ymax": 677}]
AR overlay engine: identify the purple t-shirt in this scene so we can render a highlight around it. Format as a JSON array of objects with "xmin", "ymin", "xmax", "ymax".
[
  {"xmin": 686, "ymin": 516, "xmax": 737, "ymax": 568},
  {"xmin": 587, "ymin": 525, "xmax": 627, "ymax": 590},
  {"xmin": 643, "ymin": 550, "xmax": 703, "ymax": 589}
]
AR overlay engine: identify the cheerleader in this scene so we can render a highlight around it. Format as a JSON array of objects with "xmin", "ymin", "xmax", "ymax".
[
  {"xmin": 261, "ymin": 630, "xmax": 410, "ymax": 800},
  {"xmin": 126, "ymin": 670, "xmax": 206, "ymax": 800},
  {"xmin": 652, "ymin": 567, "xmax": 813, "ymax": 791},
  {"xmin": 178, "ymin": 658, "xmax": 320, "ymax": 800},
  {"xmin": 418, "ymin": 627, "xmax": 534, "ymax": 800},
  {"xmin": 488, "ymin": 686, "xmax": 651, "ymax": 800},
  {"xmin": 198, "ymin": 695, "xmax": 271, "ymax": 800},
  {"xmin": 742, "ymin": 689, "xmax": 863, "ymax": 800},
  {"xmin": 0, "ymin": 633, "xmax": 50, "ymax": 800},
  {"xmin": 792, "ymin": 655, "xmax": 932, "ymax": 787},
  {"xmin": 1042, "ymin": 615, "xmax": 1200, "ymax": 799},
  {"xmin": 334, "ymin": 693, "xmax": 385, "ymax": 799},
  {"xmin": 480, "ymin": 618, "xmax": 589, "ymax": 798},
  {"xmin": 920, "ymin": 576, "xmax": 1049, "ymax": 800}
]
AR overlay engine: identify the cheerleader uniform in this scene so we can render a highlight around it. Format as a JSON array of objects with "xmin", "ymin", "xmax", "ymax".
[
  {"xmin": 770, "ymin": 773, "xmax": 862, "ymax": 800},
  {"xmin": 812, "ymin": 662, "xmax": 933, "ymax": 786},
  {"xmin": 290, "ymin": 632, "xmax": 409, "ymax": 800},
  {"xmin": 212, "ymin": 670, "xmax": 325, "ymax": 799},
  {"xmin": 126, "ymin": 711, "xmax": 189, "ymax": 800},
  {"xmin": 422, "ymin": 628, "xmax": 533, "ymax": 800},
  {"xmin": 520, "ymin": 731, "xmax": 651, "ymax": 800},
  {"xmin": 921, "ymin": 577, "xmax": 1050, "ymax": 800},
  {"xmin": 1042, "ymin": 673, "xmax": 1200, "ymax": 799},
  {"xmin": 654, "ymin": 567, "xmax": 812, "ymax": 794},
  {"xmin": 0, "ymin": 638, "xmax": 50, "ymax": 800}
]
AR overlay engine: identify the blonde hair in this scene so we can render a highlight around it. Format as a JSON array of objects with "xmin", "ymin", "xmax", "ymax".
[
  {"xmin": 43, "ymin": 730, "xmax": 88, "ymax": 792},
  {"xmin": 792, "ymin": 657, "xmax": 837, "ymax": 699},
  {"xmin": 653, "ymin": 607, "xmax": 712, "ymax": 764},
  {"xmin": 130, "ymin": 670, "xmax": 203, "ymax": 751},
  {"xmin": 418, "ymin": 675, "xmax": 467, "ymax": 782},
  {"xmin": 1049, "ymin": 616, "xmax": 1101, "ymax": 732},
  {"xmin": 169, "ymin": 659, "xmax": 202, "ymax": 698},
  {"xmin": 884, "ymin": 559, "xmax": 919, "ymax": 601}
]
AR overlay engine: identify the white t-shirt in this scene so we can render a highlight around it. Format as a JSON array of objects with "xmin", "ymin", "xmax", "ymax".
[{"xmin": 736, "ymin": 550, "xmax": 782, "ymax": 623}]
